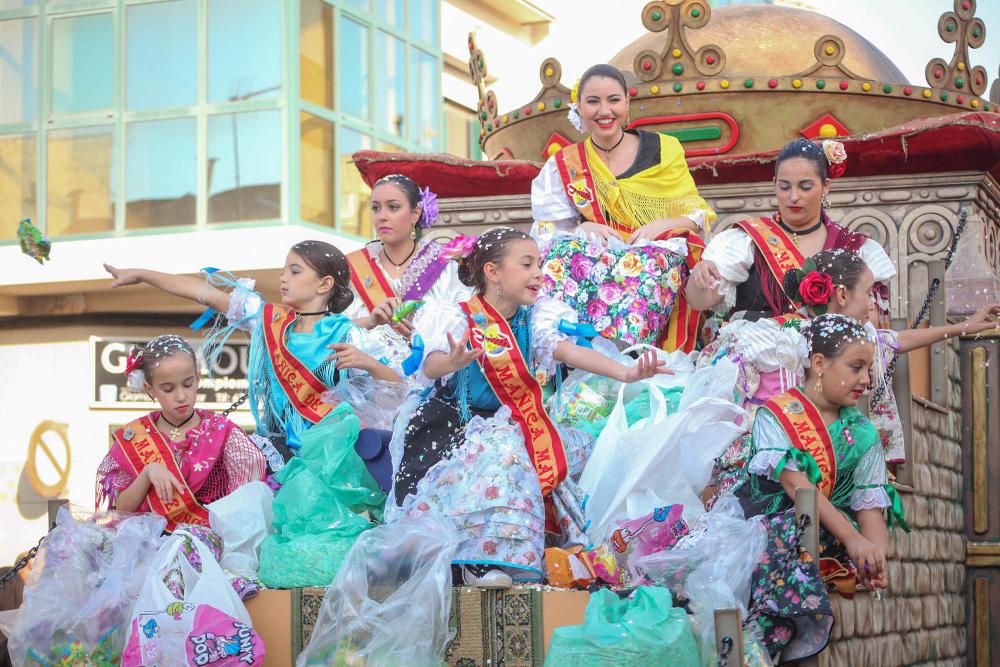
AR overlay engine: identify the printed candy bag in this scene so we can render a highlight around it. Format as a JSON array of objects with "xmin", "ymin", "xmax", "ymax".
[{"xmin": 123, "ymin": 527, "xmax": 265, "ymax": 666}]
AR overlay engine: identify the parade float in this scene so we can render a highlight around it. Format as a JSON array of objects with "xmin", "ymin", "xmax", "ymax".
[{"xmin": 343, "ymin": 1, "xmax": 1000, "ymax": 665}]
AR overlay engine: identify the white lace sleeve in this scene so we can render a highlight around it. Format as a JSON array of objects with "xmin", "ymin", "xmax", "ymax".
[
  {"xmin": 850, "ymin": 443, "xmax": 892, "ymax": 511},
  {"xmin": 411, "ymin": 303, "xmax": 469, "ymax": 385},
  {"xmin": 700, "ymin": 227, "xmax": 755, "ymax": 312},
  {"xmin": 858, "ymin": 238, "xmax": 897, "ymax": 283},
  {"xmin": 746, "ymin": 409, "xmax": 798, "ymax": 480},
  {"xmin": 226, "ymin": 278, "xmax": 264, "ymax": 333},
  {"xmin": 422, "ymin": 260, "xmax": 474, "ymax": 306},
  {"xmin": 683, "ymin": 209, "xmax": 707, "ymax": 231},
  {"xmin": 530, "ymin": 157, "xmax": 579, "ymax": 238},
  {"xmin": 530, "ymin": 297, "xmax": 578, "ymax": 376}
]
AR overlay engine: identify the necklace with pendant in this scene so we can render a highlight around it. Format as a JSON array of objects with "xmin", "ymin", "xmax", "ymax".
[{"xmin": 160, "ymin": 412, "xmax": 196, "ymax": 441}]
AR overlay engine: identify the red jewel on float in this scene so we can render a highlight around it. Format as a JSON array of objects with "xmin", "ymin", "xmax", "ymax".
[
  {"xmin": 934, "ymin": 67, "xmax": 943, "ymax": 79},
  {"xmin": 976, "ymin": 75, "xmax": 984, "ymax": 86},
  {"xmin": 962, "ymin": 0, "xmax": 970, "ymax": 9},
  {"xmin": 903, "ymin": 86, "xmax": 913, "ymax": 95},
  {"xmin": 957, "ymin": 95, "xmax": 965, "ymax": 104},
  {"xmin": 524, "ymin": 106, "xmax": 531, "ymax": 115},
  {"xmin": 629, "ymin": 87, "xmax": 638, "ymax": 97},
  {"xmin": 642, "ymin": 60, "xmax": 652, "ymax": 71},
  {"xmin": 839, "ymin": 81, "xmax": 849, "ymax": 90},
  {"xmin": 768, "ymin": 79, "xmax": 778, "ymax": 88},
  {"xmin": 696, "ymin": 80, "xmax": 706, "ymax": 90},
  {"xmin": 706, "ymin": 55, "xmax": 716, "ymax": 65}
]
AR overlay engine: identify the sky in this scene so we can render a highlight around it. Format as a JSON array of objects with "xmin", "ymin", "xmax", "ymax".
[{"xmin": 478, "ymin": 0, "xmax": 1000, "ymax": 106}]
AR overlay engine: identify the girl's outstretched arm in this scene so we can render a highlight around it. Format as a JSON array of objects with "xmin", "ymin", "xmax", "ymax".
[
  {"xmin": 422, "ymin": 331, "xmax": 483, "ymax": 380},
  {"xmin": 895, "ymin": 303, "xmax": 1000, "ymax": 354},
  {"xmin": 104, "ymin": 264, "xmax": 232, "ymax": 313},
  {"xmin": 553, "ymin": 343, "xmax": 671, "ymax": 383}
]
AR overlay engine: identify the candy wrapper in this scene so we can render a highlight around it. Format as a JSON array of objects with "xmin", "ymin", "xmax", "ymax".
[{"xmin": 18, "ymin": 218, "xmax": 51, "ymax": 265}]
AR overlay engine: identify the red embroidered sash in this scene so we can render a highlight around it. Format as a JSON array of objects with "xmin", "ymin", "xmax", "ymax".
[
  {"xmin": 113, "ymin": 416, "xmax": 209, "ymax": 532},
  {"xmin": 657, "ymin": 228, "xmax": 705, "ymax": 353},
  {"xmin": 554, "ymin": 143, "xmax": 632, "ymax": 236},
  {"xmin": 735, "ymin": 217, "xmax": 806, "ymax": 295},
  {"xmin": 262, "ymin": 303, "xmax": 334, "ymax": 424},
  {"xmin": 460, "ymin": 296, "xmax": 568, "ymax": 533},
  {"xmin": 347, "ymin": 247, "xmax": 397, "ymax": 313},
  {"xmin": 763, "ymin": 388, "xmax": 837, "ymax": 498}
]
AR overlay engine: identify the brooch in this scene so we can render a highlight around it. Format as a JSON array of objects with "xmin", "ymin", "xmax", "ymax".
[
  {"xmin": 123, "ymin": 428, "xmax": 135, "ymax": 441},
  {"xmin": 785, "ymin": 400, "xmax": 805, "ymax": 415},
  {"xmin": 364, "ymin": 277, "xmax": 373, "ymax": 288},
  {"xmin": 768, "ymin": 235, "xmax": 780, "ymax": 246}
]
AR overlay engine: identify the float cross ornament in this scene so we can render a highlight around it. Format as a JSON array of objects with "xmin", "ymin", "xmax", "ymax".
[
  {"xmin": 632, "ymin": 0, "xmax": 726, "ymax": 83},
  {"xmin": 925, "ymin": 0, "xmax": 988, "ymax": 97},
  {"xmin": 792, "ymin": 35, "xmax": 864, "ymax": 81}
]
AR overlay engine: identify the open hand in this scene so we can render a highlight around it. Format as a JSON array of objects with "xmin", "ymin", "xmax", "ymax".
[
  {"xmin": 104, "ymin": 263, "xmax": 144, "ymax": 288},
  {"xmin": 446, "ymin": 331, "xmax": 483, "ymax": 373},
  {"xmin": 327, "ymin": 343, "xmax": 377, "ymax": 372},
  {"xmin": 622, "ymin": 349, "xmax": 673, "ymax": 382},
  {"xmin": 144, "ymin": 463, "xmax": 185, "ymax": 504},
  {"xmin": 626, "ymin": 218, "xmax": 696, "ymax": 244},
  {"xmin": 960, "ymin": 303, "xmax": 1000, "ymax": 336}
]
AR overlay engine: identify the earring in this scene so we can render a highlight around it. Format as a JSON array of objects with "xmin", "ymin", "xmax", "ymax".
[
  {"xmin": 822, "ymin": 194, "xmax": 832, "ymax": 209},
  {"xmin": 410, "ymin": 227, "xmax": 416, "ymax": 240},
  {"xmin": 815, "ymin": 373, "xmax": 823, "ymax": 395},
  {"xmin": 494, "ymin": 279, "xmax": 503, "ymax": 299}
]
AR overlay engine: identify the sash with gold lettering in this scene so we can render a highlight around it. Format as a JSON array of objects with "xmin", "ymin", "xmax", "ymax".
[
  {"xmin": 113, "ymin": 416, "xmax": 209, "ymax": 532},
  {"xmin": 460, "ymin": 296, "xmax": 569, "ymax": 534},
  {"xmin": 735, "ymin": 216, "xmax": 806, "ymax": 296},
  {"xmin": 347, "ymin": 247, "xmax": 397, "ymax": 313},
  {"xmin": 554, "ymin": 142, "xmax": 633, "ymax": 236},
  {"xmin": 262, "ymin": 303, "xmax": 334, "ymax": 424},
  {"xmin": 762, "ymin": 388, "xmax": 837, "ymax": 498}
]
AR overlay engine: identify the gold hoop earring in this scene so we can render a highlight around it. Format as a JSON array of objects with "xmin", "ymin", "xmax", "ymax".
[{"xmin": 815, "ymin": 373, "xmax": 823, "ymax": 395}]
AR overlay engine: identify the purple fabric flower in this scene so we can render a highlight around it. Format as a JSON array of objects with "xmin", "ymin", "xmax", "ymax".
[
  {"xmin": 598, "ymin": 283, "xmax": 622, "ymax": 304},
  {"xmin": 587, "ymin": 300, "xmax": 608, "ymax": 319},
  {"xmin": 570, "ymin": 254, "xmax": 594, "ymax": 282},
  {"xmin": 418, "ymin": 186, "xmax": 439, "ymax": 229}
]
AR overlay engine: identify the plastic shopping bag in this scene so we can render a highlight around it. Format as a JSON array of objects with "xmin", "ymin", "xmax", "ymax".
[
  {"xmin": 297, "ymin": 513, "xmax": 458, "ymax": 667},
  {"xmin": 321, "ymin": 375, "xmax": 409, "ymax": 430},
  {"xmin": 207, "ymin": 481, "xmax": 274, "ymax": 580},
  {"xmin": 0, "ymin": 507, "xmax": 165, "ymax": 667},
  {"xmin": 123, "ymin": 527, "xmax": 266, "ymax": 666},
  {"xmin": 544, "ymin": 587, "xmax": 700, "ymax": 667}
]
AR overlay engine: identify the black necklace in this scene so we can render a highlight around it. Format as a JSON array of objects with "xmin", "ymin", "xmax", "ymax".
[
  {"xmin": 296, "ymin": 310, "xmax": 329, "ymax": 316},
  {"xmin": 159, "ymin": 411, "xmax": 196, "ymax": 440},
  {"xmin": 382, "ymin": 241, "xmax": 417, "ymax": 268},
  {"xmin": 777, "ymin": 216, "xmax": 825, "ymax": 238},
  {"xmin": 591, "ymin": 131, "xmax": 626, "ymax": 154}
]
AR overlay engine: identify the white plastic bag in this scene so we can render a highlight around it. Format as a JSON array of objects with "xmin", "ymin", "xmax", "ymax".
[
  {"xmin": 580, "ymin": 357, "xmax": 746, "ymax": 539},
  {"xmin": 0, "ymin": 507, "xmax": 165, "ymax": 666},
  {"xmin": 297, "ymin": 513, "xmax": 458, "ymax": 667},
  {"xmin": 321, "ymin": 375, "xmax": 408, "ymax": 430},
  {"xmin": 634, "ymin": 496, "xmax": 768, "ymax": 664},
  {"xmin": 123, "ymin": 527, "xmax": 265, "ymax": 666},
  {"xmin": 207, "ymin": 481, "xmax": 274, "ymax": 580}
]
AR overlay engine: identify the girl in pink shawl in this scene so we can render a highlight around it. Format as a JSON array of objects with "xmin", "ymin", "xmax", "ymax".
[{"xmin": 96, "ymin": 335, "xmax": 265, "ymax": 527}]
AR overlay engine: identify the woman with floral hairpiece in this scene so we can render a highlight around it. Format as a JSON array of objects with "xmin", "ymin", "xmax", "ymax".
[
  {"xmin": 346, "ymin": 174, "xmax": 472, "ymax": 337},
  {"xmin": 530, "ymin": 63, "xmax": 716, "ymax": 353},
  {"xmin": 685, "ymin": 138, "xmax": 896, "ymax": 325}
]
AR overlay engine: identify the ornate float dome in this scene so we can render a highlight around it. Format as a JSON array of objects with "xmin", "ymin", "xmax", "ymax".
[{"xmin": 471, "ymin": 0, "xmax": 994, "ymax": 161}]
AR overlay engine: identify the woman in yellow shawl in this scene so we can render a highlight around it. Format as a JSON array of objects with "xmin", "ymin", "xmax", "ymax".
[{"xmin": 531, "ymin": 64, "xmax": 716, "ymax": 352}]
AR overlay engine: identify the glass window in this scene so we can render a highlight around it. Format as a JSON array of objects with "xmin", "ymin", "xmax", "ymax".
[
  {"xmin": 342, "ymin": 0, "xmax": 369, "ymax": 11},
  {"xmin": 0, "ymin": 133, "xmax": 36, "ymax": 240},
  {"xmin": 51, "ymin": 13, "xmax": 114, "ymax": 114},
  {"xmin": 207, "ymin": 109, "xmax": 281, "ymax": 222},
  {"xmin": 0, "ymin": 1, "xmax": 37, "ymax": 9},
  {"xmin": 375, "ymin": 0, "xmax": 404, "ymax": 29},
  {"xmin": 208, "ymin": 0, "xmax": 281, "ymax": 103},
  {"xmin": 409, "ymin": 47, "xmax": 438, "ymax": 150},
  {"xmin": 338, "ymin": 17, "xmax": 368, "ymax": 119},
  {"xmin": 46, "ymin": 125, "xmax": 115, "ymax": 236},
  {"xmin": 127, "ymin": 0, "xmax": 197, "ymax": 110},
  {"xmin": 300, "ymin": 113, "xmax": 333, "ymax": 227},
  {"xmin": 408, "ymin": 0, "xmax": 437, "ymax": 44},
  {"xmin": 374, "ymin": 30, "xmax": 405, "ymax": 139},
  {"xmin": 338, "ymin": 126, "xmax": 371, "ymax": 237},
  {"xmin": 300, "ymin": 0, "xmax": 333, "ymax": 108},
  {"xmin": 126, "ymin": 118, "xmax": 196, "ymax": 229},
  {"xmin": 0, "ymin": 18, "xmax": 37, "ymax": 124}
]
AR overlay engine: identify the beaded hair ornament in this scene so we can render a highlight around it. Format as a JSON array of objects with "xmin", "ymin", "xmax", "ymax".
[
  {"xmin": 125, "ymin": 334, "xmax": 197, "ymax": 392},
  {"xmin": 373, "ymin": 174, "xmax": 440, "ymax": 229},
  {"xmin": 803, "ymin": 313, "xmax": 874, "ymax": 359}
]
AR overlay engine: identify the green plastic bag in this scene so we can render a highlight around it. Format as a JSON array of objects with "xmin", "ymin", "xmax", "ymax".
[
  {"xmin": 259, "ymin": 404, "xmax": 386, "ymax": 588},
  {"xmin": 544, "ymin": 587, "xmax": 700, "ymax": 667}
]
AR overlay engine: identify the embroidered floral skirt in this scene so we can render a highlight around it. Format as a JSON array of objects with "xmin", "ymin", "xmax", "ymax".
[
  {"xmin": 392, "ymin": 396, "xmax": 593, "ymax": 581},
  {"xmin": 540, "ymin": 235, "xmax": 688, "ymax": 346}
]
